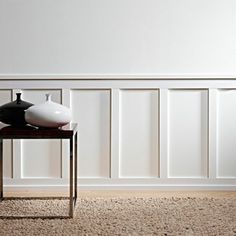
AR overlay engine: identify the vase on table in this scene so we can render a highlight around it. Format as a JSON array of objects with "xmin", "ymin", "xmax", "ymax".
[
  {"xmin": 0, "ymin": 93, "xmax": 33, "ymax": 127},
  {"xmin": 25, "ymin": 94, "xmax": 72, "ymax": 128}
]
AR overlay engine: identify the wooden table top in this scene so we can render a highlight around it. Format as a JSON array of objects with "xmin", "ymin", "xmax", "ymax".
[{"xmin": 0, "ymin": 123, "xmax": 78, "ymax": 139}]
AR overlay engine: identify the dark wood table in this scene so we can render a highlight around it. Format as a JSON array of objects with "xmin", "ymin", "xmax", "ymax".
[{"xmin": 0, "ymin": 123, "xmax": 78, "ymax": 218}]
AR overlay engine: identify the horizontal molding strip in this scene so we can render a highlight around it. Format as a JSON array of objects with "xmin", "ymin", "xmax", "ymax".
[
  {"xmin": 4, "ymin": 178, "xmax": 236, "ymax": 185},
  {"xmin": 4, "ymin": 184, "xmax": 236, "ymax": 192},
  {"xmin": 1, "ymin": 80, "xmax": 236, "ymax": 89},
  {"xmin": 1, "ymin": 74, "xmax": 236, "ymax": 80}
]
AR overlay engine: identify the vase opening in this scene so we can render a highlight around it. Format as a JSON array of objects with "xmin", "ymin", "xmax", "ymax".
[
  {"xmin": 16, "ymin": 93, "xmax": 22, "ymax": 104},
  {"xmin": 46, "ymin": 94, "xmax": 52, "ymax": 102}
]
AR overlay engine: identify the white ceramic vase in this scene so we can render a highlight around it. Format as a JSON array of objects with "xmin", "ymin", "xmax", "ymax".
[{"xmin": 25, "ymin": 94, "xmax": 72, "ymax": 128}]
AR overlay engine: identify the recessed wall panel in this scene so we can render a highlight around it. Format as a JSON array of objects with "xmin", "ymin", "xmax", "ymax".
[
  {"xmin": 21, "ymin": 90, "xmax": 61, "ymax": 178},
  {"xmin": 71, "ymin": 90, "xmax": 110, "ymax": 178},
  {"xmin": 217, "ymin": 90, "xmax": 236, "ymax": 178},
  {"xmin": 168, "ymin": 90, "xmax": 208, "ymax": 178},
  {"xmin": 120, "ymin": 90, "xmax": 159, "ymax": 178},
  {"xmin": 0, "ymin": 90, "xmax": 12, "ymax": 178}
]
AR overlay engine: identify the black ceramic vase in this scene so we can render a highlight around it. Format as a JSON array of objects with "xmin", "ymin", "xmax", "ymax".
[{"xmin": 0, "ymin": 93, "xmax": 33, "ymax": 126}]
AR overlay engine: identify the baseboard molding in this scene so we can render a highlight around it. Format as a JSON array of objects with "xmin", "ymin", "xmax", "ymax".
[{"xmin": 4, "ymin": 184, "xmax": 236, "ymax": 192}]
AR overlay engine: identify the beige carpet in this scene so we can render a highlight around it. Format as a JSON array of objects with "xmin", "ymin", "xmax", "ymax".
[{"xmin": 0, "ymin": 196, "xmax": 235, "ymax": 236}]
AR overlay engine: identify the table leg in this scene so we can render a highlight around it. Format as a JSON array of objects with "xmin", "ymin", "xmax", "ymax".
[
  {"xmin": 69, "ymin": 137, "xmax": 74, "ymax": 218},
  {"xmin": 75, "ymin": 133, "xmax": 78, "ymax": 200},
  {"xmin": 0, "ymin": 139, "xmax": 3, "ymax": 200}
]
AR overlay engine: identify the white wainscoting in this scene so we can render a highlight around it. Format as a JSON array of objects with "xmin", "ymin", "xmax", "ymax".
[
  {"xmin": 71, "ymin": 89, "xmax": 111, "ymax": 178},
  {"xmin": 217, "ymin": 90, "xmax": 236, "ymax": 178},
  {"xmin": 120, "ymin": 89, "xmax": 159, "ymax": 178},
  {"xmin": 168, "ymin": 89, "xmax": 208, "ymax": 178},
  {"xmin": 0, "ymin": 90, "xmax": 12, "ymax": 179},
  {"xmin": 0, "ymin": 79, "xmax": 236, "ymax": 191}
]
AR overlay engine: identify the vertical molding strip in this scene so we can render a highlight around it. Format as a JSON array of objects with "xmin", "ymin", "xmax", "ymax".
[
  {"xmin": 12, "ymin": 89, "xmax": 22, "ymax": 179},
  {"xmin": 159, "ymin": 88, "xmax": 168, "ymax": 178},
  {"xmin": 110, "ymin": 89, "xmax": 120, "ymax": 178},
  {"xmin": 156, "ymin": 89, "xmax": 160, "ymax": 178},
  {"xmin": 208, "ymin": 89, "xmax": 218, "ymax": 178},
  {"xmin": 12, "ymin": 140, "xmax": 22, "ymax": 179},
  {"xmin": 10, "ymin": 89, "xmax": 13, "ymax": 179},
  {"xmin": 61, "ymin": 89, "xmax": 71, "ymax": 179}
]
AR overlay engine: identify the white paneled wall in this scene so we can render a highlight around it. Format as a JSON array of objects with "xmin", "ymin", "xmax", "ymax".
[
  {"xmin": 0, "ymin": 90, "xmax": 12, "ymax": 178},
  {"xmin": 168, "ymin": 90, "xmax": 208, "ymax": 178},
  {"xmin": 217, "ymin": 90, "xmax": 236, "ymax": 178},
  {"xmin": 120, "ymin": 90, "xmax": 159, "ymax": 178},
  {"xmin": 0, "ymin": 80, "xmax": 235, "ymax": 190},
  {"xmin": 71, "ymin": 90, "xmax": 110, "ymax": 178},
  {"xmin": 22, "ymin": 139, "xmax": 61, "ymax": 178}
]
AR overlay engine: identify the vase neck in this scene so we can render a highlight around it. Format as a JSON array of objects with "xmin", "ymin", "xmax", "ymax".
[
  {"xmin": 46, "ymin": 94, "xmax": 52, "ymax": 102},
  {"xmin": 16, "ymin": 93, "xmax": 22, "ymax": 104}
]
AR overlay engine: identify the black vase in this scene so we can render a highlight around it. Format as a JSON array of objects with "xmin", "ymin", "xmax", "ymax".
[{"xmin": 0, "ymin": 93, "xmax": 33, "ymax": 127}]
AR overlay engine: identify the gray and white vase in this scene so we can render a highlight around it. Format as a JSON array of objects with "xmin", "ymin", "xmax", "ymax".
[{"xmin": 25, "ymin": 94, "xmax": 72, "ymax": 128}]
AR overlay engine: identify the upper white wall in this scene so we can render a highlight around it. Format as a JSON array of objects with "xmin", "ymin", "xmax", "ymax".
[{"xmin": 0, "ymin": 0, "xmax": 236, "ymax": 76}]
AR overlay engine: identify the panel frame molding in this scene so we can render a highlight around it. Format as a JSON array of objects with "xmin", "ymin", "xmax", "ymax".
[
  {"xmin": 216, "ymin": 89, "xmax": 236, "ymax": 179},
  {"xmin": 119, "ymin": 88, "xmax": 160, "ymax": 178},
  {"xmin": 167, "ymin": 88, "xmax": 209, "ymax": 179},
  {"xmin": 70, "ymin": 88, "xmax": 111, "ymax": 179}
]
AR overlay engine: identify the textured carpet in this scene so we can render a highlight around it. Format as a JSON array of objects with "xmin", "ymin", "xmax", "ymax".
[{"xmin": 0, "ymin": 196, "xmax": 235, "ymax": 236}]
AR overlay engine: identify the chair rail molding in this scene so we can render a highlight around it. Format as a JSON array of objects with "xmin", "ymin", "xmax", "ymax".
[
  {"xmin": 0, "ymin": 78, "xmax": 236, "ymax": 191},
  {"xmin": 0, "ymin": 74, "xmax": 236, "ymax": 80}
]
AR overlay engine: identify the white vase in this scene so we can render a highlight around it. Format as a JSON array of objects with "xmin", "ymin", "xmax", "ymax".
[{"xmin": 25, "ymin": 94, "xmax": 72, "ymax": 128}]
